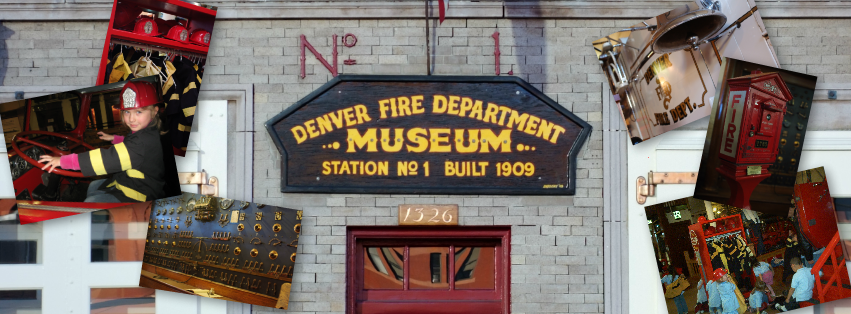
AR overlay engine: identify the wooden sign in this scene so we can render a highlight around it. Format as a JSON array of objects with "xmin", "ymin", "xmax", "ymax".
[
  {"xmin": 265, "ymin": 75, "xmax": 592, "ymax": 195},
  {"xmin": 398, "ymin": 204, "xmax": 458, "ymax": 226}
]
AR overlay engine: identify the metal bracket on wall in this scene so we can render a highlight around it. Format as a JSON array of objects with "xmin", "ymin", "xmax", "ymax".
[
  {"xmin": 636, "ymin": 171, "xmax": 698, "ymax": 204},
  {"xmin": 178, "ymin": 171, "xmax": 219, "ymax": 197}
]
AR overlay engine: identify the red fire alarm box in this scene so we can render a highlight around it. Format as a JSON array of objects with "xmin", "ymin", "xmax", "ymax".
[{"xmin": 716, "ymin": 71, "xmax": 792, "ymax": 209}]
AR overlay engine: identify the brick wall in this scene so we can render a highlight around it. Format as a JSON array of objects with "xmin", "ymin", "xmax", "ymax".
[
  {"xmin": 240, "ymin": 19, "xmax": 610, "ymax": 313},
  {"xmin": 1, "ymin": 16, "xmax": 849, "ymax": 314}
]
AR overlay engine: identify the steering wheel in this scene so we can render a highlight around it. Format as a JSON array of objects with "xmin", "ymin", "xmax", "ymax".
[{"xmin": 12, "ymin": 130, "xmax": 96, "ymax": 178}]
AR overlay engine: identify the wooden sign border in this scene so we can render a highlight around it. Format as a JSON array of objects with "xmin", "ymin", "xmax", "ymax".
[{"xmin": 264, "ymin": 75, "xmax": 593, "ymax": 195}]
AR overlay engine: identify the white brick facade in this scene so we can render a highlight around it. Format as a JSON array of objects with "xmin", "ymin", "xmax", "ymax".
[{"xmin": 1, "ymin": 8, "xmax": 850, "ymax": 313}]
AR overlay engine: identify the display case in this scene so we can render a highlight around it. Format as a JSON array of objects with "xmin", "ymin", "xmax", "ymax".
[
  {"xmin": 140, "ymin": 193, "xmax": 301, "ymax": 309},
  {"xmin": 688, "ymin": 214, "xmax": 750, "ymax": 293},
  {"xmin": 95, "ymin": 0, "xmax": 217, "ymax": 157},
  {"xmin": 96, "ymin": 0, "xmax": 216, "ymax": 85}
]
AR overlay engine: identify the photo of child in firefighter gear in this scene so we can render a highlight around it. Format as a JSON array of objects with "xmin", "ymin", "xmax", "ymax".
[{"xmin": 38, "ymin": 80, "xmax": 167, "ymax": 203}]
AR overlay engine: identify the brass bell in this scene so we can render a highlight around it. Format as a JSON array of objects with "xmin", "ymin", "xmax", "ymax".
[
  {"xmin": 273, "ymin": 224, "xmax": 282, "ymax": 233},
  {"xmin": 234, "ymin": 247, "xmax": 241, "ymax": 255},
  {"xmin": 269, "ymin": 250, "xmax": 278, "ymax": 260},
  {"xmin": 290, "ymin": 253, "xmax": 297, "ymax": 262},
  {"xmin": 293, "ymin": 223, "xmax": 301, "ymax": 234},
  {"xmin": 250, "ymin": 248, "xmax": 258, "ymax": 258},
  {"xmin": 650, "ymin": 2, "xmax": 726, "ymax": 53},
  {"xmin": 237, "ymin": 224, "xmax": 245, "ymax": 231},
  {"xmin": 254, "ymin": 224, "xmax": 262, "ymax": 232}
]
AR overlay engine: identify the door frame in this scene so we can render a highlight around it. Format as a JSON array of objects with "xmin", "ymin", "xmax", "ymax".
[
  {"xmin": 0, "ymin": 84, "xmax": 254, "ymax": 314},
  {"xmin": 609, "ymin": 81, "xmax": 851, "ymax": 314}
]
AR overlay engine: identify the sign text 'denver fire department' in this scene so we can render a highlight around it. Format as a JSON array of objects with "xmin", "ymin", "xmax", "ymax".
[{"xmin": 265, "ymin": 75, "xmax": 591, "ymax": 195}]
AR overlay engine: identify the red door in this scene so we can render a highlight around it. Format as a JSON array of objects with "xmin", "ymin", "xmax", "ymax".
[{"xmin": 347, "ymin": 226, "xmax": 510, "ymax": 314}]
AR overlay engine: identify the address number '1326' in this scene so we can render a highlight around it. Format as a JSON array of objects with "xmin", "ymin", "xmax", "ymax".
[{"xmin": 398, "ymin": 204, "xmax": 459, "ymax": 226}]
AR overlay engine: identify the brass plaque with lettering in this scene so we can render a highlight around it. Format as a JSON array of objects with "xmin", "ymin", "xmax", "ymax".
[
  {"xmin": 747, "ymin": 166, "xmax": 762, "ymax": 176},
  {"xmin": 398, "ymin": 204, "xmax": 458, "ymax": 226}
]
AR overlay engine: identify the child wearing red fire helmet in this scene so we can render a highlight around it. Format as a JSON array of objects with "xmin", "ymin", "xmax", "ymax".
[{"xmin": 39, "ymin": 80, "xmax": 167, "ymax": 203}]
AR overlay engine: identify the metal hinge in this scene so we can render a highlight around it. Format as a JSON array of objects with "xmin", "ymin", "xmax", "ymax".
[
  {"xmin": 178, "ymin": 171, "xmax": 219, "ymax": 197},
  {"xmin": 636, "ymin": 171, "xmax": 698, "ymax": 204}
]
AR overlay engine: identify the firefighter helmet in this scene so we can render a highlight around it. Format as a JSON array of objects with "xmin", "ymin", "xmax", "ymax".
[
  {"xmin": 713, "ymin": 268, "xmax": 728, "ymax": 279},
  {"xmin": 189, "ymin": 29, "xmax": 211, "ymax": 46},
  {"xmin": 165, "ymin": 25, "xmax": 190, "ymax": 43},
  {"xmin": 120, "ymin": 81, "xmax": 161, "ymax": 110},
  {"xmin": 132, "ymin": 17, "xmax": 161, "ymax": 37},
  {"xmin": 726, "ymin": 219, "xmax": 737, "ymax": 231}
]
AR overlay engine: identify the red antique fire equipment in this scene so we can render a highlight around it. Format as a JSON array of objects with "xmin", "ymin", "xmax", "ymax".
[
  {"xmin": 716, "ymin": 70, "xmax": 792, "ymax": 209},
  {"xmin": 689, "ymin": 214, "xmax": 749, "ymax": 299}
]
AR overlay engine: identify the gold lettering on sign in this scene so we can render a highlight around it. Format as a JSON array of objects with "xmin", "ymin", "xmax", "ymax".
[
  {"xmin": 239, "ymin": 213, "xmax": 246, "ymax": 221},
  {"xmin": 275, "ymin": 212, "xmax": 282, "ymax": 220},
  {"xmin": 255, "ymin": 212, "xmax": 263, "ymax": 221},
  {"xmin": 398, "ymin": 204, "xmax": 458, "ymax": 226},
  {"xmin": 292, "ymin": 95, "xmax": 568, "ymax": 147}
]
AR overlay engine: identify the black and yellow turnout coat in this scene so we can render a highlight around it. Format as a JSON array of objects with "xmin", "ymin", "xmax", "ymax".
[{"xmin": 78, "ymin": 123, "xmax": 166, "ymax": 202}]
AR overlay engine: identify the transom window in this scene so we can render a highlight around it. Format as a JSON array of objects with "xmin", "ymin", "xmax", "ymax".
[{"xmin": 347, "ymin": 226, "xmax": 510, "ymax": 314}]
